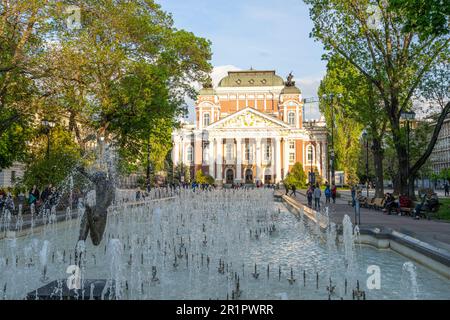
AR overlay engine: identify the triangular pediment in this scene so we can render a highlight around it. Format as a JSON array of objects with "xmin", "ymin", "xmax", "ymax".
[{"xmin": 207, "ymin": 107, "xmax": 290, "ymax": 130}]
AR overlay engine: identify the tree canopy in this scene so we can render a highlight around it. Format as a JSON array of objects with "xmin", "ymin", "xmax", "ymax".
[
  {"xmin": 305, "ymin": 0, "xmax": 449, "ymax": 195},
  {"xmin": 0, "ymin": 0, "xmax": 212, "ymax": 187}
]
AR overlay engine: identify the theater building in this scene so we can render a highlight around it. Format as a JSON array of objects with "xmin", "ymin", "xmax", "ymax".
[{"xmin": 171, "ymin": 69, "xmax": 328, "ymax": 185}]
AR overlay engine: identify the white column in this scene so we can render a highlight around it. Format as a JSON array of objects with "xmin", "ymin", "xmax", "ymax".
[
  {"xmin": 199, "ymin": 107, "xmax": 203, "ymax": 130},
  {"xmin": 236, "ymin": 138, "xmax": 242, "ymax": 182},
  {"xmin": 283, "ymin": 105, "xmax": 287, "ymax": 122},
  {"xmin": 296, "ymin": 104, "xmax": 300, "ymax": 128},
  {"xmin": 256, "ymin": 138, "xmax": 262, "ymax": 182},
  {"xmin": 314, "ymin": 141, "xmax": 320, "ymax": 174},
  {"xmin": 275, "ymin": 137, "xmax": 282, "ymax": 182},
  {"xmin": 283, "ymin": 138, "xmax": 290, "ymax": 178},
  {"xmin": 208, "ymin": 138, "xmax": 215, "ymax": 178},
  {"xmin": 180, "ymin": 137, "xmax": 185, "ymax": 163},
  {"xmin": 216, "ymin": 137, "xmax": 223, "ymax": 183},
  {"xmin": 173, "ymin": 138, "xmax": 179, "ymax": 166}
]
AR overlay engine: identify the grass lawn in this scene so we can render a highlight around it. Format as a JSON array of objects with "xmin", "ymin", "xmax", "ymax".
[{"xmin": 435, "ymin": 198, "xmax": 450, "ymax": 221}]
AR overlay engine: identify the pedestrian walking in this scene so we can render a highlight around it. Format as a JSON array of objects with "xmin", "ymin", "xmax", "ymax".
[
  {"xmin": 351, "ymin": 185, "xmax": 356, "ymax": 207},
  {"xmin": 313, "ymin": 184, "xmax": 321, "ymax": 210},
  {"xmin": 331, "ymin": 183, "xmax": 337, "ymax": 204},
  {"xmin": 306, "ymin": 184, "xmax": 314, "ymax": 207},
  {"xmin": 0, "ymin": 193, "xmax": 5, "ymax": 212},
  {"xmin": 17, "ymin": 190, "xmax": 26, "ymax": 215},
  {"xmin": 290, "ymin": 184, "xmax": 297, "ymax": 197},
  {"xmin": 5, "ymin": 192, "xmax": 15, "ymax": 213},
  {"xmin": 48, "ymin": 186, "xmax": 58, "ymax": 211},
  {"xmin": 445, "ymin": 183, "xmax": 449, "ymax": 197},
  {"xmin": 28, "ymin": 185, "xmax": 40, "ymax": 207},
  {"xmin": 324, "ymin": 184, "xmax": 331, "ymax": 203}
]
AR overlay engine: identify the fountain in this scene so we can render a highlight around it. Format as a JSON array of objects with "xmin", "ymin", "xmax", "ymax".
[
  {"xmin": 1, "ymin": 178, "xmax": 449, "ymax": 299},
  {"xmin": 401, "ymin": 261, "xmax": 419, "ymax": 300}
]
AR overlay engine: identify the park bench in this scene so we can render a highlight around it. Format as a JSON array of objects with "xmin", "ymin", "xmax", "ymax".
[
  {"xmin": 357, "ymin": 195, "xmax": 368, "ymax": 207},
  {"xmin": 372, "ymin": 197, "xmax": 385, "ymax": 210},
  {"xmin": 366, "ymin": 197, "xmax": 376, "ymax": 209}
]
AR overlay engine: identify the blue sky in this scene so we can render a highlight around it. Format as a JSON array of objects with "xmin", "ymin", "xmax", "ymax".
[{"xmin": 158, "ymin": 0, "xmax": 326, "ymax": 119}]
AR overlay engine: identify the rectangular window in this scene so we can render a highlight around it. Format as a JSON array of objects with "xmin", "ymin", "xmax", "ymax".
[
  {"xmin": 11, "ymin": 171, "xmax": 16, "ymax": 183},
  {"xmin": 289, "ymin": 152, "xmax": 295, "ymax": 163},
  {"xmin": 289, "ymin": 141, "xmax": 295, "ymax": 149},
  {"xmin": 245, "ymin": 144, "xmax": 250, "ymax": 161},
  {"xmin": 226, "ymin": 143, "xmax": 233, "ymax": 160},
  {"xmin": 265, "ymin": 143, "xmax": 271, "ymax": 161}
]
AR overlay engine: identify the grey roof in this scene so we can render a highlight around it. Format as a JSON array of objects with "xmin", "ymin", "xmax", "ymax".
[{"xmin": 218, "ymin": 70, "xmax": 285, "ymax": 87}]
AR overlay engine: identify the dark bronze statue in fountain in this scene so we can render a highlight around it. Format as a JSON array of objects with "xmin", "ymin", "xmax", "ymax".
[{"xmin": 76, "ymin": 166, "xmax": 115, "ymax": 246}]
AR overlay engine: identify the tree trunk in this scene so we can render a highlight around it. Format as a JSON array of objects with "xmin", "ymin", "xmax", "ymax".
[
  {"xmin": 408, "ymin": 176, "xmax": 416, "ymax": 200},
  {"xmin": 371, "ymin": 138, "xmax": 384, "ymax": 198},
  {"xmin": 388, "ymin": 106, "xmax": 409, "ymax": 196}
]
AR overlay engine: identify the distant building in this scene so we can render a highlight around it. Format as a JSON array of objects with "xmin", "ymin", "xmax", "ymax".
[
  {"xmin": 0, "ymin": 162, "xmax": 25, "ymax": 188},
  {"xmin": 171, "ymin": 69, "xmax": 328, "ymax": 185},
  {"xmin": 430, "ymin": 115, "xmax": 450, "ymax": 175}
]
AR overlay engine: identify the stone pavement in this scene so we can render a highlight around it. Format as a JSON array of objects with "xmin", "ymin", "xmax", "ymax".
[{"xmin": 284, "ymin": 190, "xmax": 450, "ymax": 252}]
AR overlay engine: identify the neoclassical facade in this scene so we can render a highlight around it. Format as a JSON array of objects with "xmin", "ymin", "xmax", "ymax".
[
  {"xmin": 431, "ymin": 115, "xmax": 450, "ymax": 175},
  {"xmin": 172, "ymin": 70, "xmax": 328, "ymax": 185}
]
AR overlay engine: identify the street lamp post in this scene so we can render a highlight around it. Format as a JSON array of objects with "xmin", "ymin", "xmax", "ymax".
[
  {"xmin": 308, "ymin": 126, "xmax": 314, "ymax": 185},
  {"xmin": 322, "ymin": 93, "xmax": 342, "ymax": 186},
  {"xmin": 400, "ymin": 111, "xmax": 416, "ymax": 197},
  {"xmin": 362, "ymin": 129, "xmax": 369, "ymax": 198},
  {"xmin": 41, "ymin": 119, "xmax": 55, "ymax": 160},
  {"xmin": 146, "ymin": 136, "xmax": 151, "ymax": 192}
]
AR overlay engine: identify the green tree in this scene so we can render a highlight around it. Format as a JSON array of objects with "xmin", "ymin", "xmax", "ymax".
[
  {"xmin": 194, "ymin": 170, "xmax": 214, "ymax": 185},
  {"xmin": 440, "ymin": 168, "xmax": 450, "ymax": 184},
  {"xmin": 2, "ymin": 0, "xmax": 212, "ymax": 180},
  {"xmin": 305, "ymin": 0, "xmax": 449, "ymax": 196},
  {"xmin": 50, "ymin": 0, "xmax": 212, "ymax": 177},
  {"xmin": 389, "ymin": 0, "xmax": 450, "ymax": 38},
  {"xmin": 0, "ymin": 0, "xmax": 57, "ymax": 168},
  {"xmin": 319, "ymin": 54, "xmax": 387, "ymax": 194},
  {"xmin": 22, "ymin": 127, "xmax": 82, "ymax": 188},
  {"xmin": 173, "ymin": 163, "xmax": 191, "ymax": 184},
  {"xmin": 284, "ymin": 162, "xmax": 308, "ymax": 189}
]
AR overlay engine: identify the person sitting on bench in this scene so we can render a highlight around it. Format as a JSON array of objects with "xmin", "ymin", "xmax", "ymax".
[{"xmin": 383, "ymin": 193, "xmax": 398, "ymax": 214}]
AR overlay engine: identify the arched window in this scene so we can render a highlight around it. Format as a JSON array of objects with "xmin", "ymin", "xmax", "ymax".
[
  {"xmin": 288, "ymin": 112, "xmax": 296, "ymax": 125},
  {"xmin": 187, "ymin": 145, "xmax": 193, "ymax": 163},
  {"xmin": 203, "ymin": 113, "xmax": 210, "ymax": 127}
]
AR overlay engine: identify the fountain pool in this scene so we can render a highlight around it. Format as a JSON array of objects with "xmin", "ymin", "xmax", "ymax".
[{"xmin": 1, "ymin": 189, "xmax": 449, "ymax": 299}]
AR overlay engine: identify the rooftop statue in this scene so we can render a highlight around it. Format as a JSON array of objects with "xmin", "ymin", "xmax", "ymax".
[
  {"xmin": 203, "ymin": 76, "xmax": 213, "ymax": 88},
  {"xmin": 285, "ymin": 72, "xmax": 295, "ymax": 87}
]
